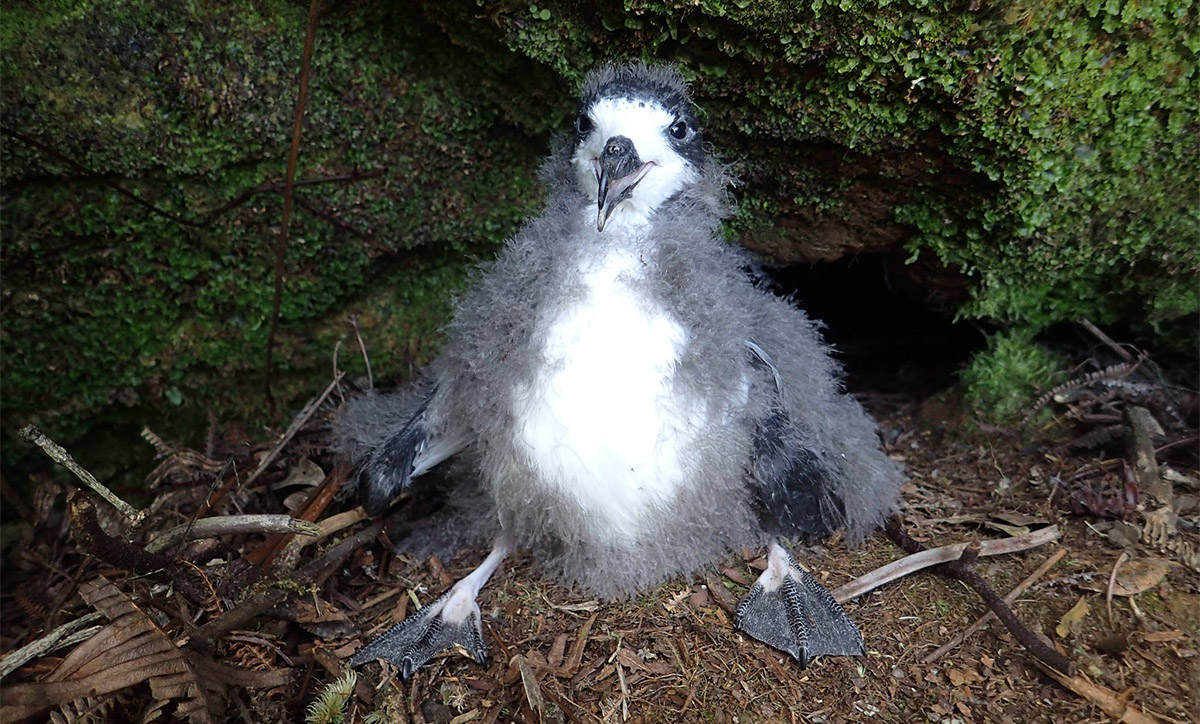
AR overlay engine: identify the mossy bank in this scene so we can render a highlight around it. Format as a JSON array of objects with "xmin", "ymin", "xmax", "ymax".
[{"xmin": 2, "ymin": 0, "xmax": 1196, "ymax": 477}]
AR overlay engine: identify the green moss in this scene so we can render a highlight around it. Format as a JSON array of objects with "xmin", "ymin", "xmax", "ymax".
[
  {"xmin": 959, "ymin": 328, "xmax": 1067, "ymax": 423},
  {"xmin": 2, "ymin": 0, "xmax": 1196, "ymax": 473},
  {"xmin": 0, "ymin": 0, "xmax": 541, "ymax": 474},
  {"xmin": 427, "ymin": 0, "xmax": 1197, "ymax": 392}
]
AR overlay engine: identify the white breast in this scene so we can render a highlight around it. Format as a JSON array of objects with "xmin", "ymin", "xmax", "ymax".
[{"xmin": 513, "ymin": 249, "xmax": 705, "ymax": 541}]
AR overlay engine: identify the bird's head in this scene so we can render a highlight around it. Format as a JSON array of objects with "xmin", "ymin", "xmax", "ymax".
[{"xmin": 571, "ymin": 63, "xmax": 705, "ymax": 232}]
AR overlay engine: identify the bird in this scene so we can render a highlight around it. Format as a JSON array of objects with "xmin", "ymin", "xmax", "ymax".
[{"xmin": 336, "ymin": 61, "xmax": 903, "ymax": 679}]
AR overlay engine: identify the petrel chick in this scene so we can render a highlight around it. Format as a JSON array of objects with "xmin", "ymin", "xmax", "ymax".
[{"xmin": 337, "ymin": 62, "xmax": 903, "ymax": 679}]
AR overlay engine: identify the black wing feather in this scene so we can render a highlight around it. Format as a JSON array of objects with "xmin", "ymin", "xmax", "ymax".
[
  {"xmin": 746, "ymin": 341, "xmax": 845, "ymax": 537},
  {"xmin": 360, "ymin": 396, "xmax": 431, "ymax": 516}
]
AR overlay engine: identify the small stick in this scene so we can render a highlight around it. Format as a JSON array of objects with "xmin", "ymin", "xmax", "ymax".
[
  {"xmin": 306, "ymin": 508, "xmax": 369, "ymax": 545},
  {"xmin": 833, "ymin": 524, "xmax": 1060, "ymax": 603},
  {"xmin": 1077, "ymin": 318, "xmax": 1134, "ymax": 363},
  {"xmin": 20, "ymin": 425, "xmax": 144, "ymax": 526},
  {"xmin": 244, "ymin": 372, "xmax": 344, "ymax": 489},
  {"xmin": 146, "ymin": 514, "xmax": 322, "ymax": 554},
  {"xmin": 884, "ymin": 517, "xmax": 1075, "ymax": 674},
  {"xmin": 923, "ymin": 547, "xmax": 1067, "ymax": 663},
  {"xmin": 1106, "ymin": 551, "xmax": 1130, "ymax": 622},
  {"xmin": 332, "ymin": 340, "xmax": 346, "ymax": 406},
  {"xmin": 349, "ymin": 315, "xmax": 374, "ymax": 390},
  {"xmin": 263, "ymin": 0, "xmax": 324, "ymax": 417},
  {"xmin": 0, "ymin": 612, "xmax": 104, "ymax": 679},
  {"xmin": 246, "ymin": 463, "xmax": 347, "ymax": 569}
]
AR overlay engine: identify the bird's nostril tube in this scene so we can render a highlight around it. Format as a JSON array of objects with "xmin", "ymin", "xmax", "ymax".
[{"xmin": 601, "ymin": 135, "xmax": 636, "ymax": 161}]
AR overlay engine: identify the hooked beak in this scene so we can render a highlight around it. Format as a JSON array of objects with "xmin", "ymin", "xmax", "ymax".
[{"xmin": 594, "ymin": 135, "xmax": 655, "ymax": 232}]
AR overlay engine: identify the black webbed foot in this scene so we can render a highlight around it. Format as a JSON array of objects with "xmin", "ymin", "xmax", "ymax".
[
  {"xmin": 350, "ymin": 585, "xmax": 487, "ymax": 679},
  {"xmin": 350, "ymin": 540, "xmax": 508, "ymax": 679},
  {"xmin": 734, "ymin": 543, "xmax": 864, "ymax": 667}
]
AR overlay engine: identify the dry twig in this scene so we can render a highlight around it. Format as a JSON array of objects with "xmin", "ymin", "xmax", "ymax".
[
  {"xmin": 245, "ymin": 373, "xmax": 344, "ymax": 489},
  {"xmin": 146, "ymin": 514, "xmax": 322, "ymax": 554},
  {"xmin": 883, "ymin": 516, "xmax": 1075, "ymax": 674},
  {"xmin": 20, "ymin": 425, "xmax": 145, "ymax": 526},
  {"xmin": 0, "ymin": 612, "xmax": 104, "ymax": 679},
  {"xmin": 263, "ymin": 0, "xmax": 324, "ymax": 416},
  {"xmin": 833, "ymin": 524, "xmax": 1061, "ymax": 603},
  {"xmin": 923, "ymin": 547, "xmax": 1067, "ymax": 664}
]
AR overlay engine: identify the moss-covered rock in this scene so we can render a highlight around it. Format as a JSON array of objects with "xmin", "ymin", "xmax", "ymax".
[
  {"xmin": 1, "ymin": 0, "xmax": 1196, "ymax": 469},
  {"xmin": 1, "ymin": 0, "xmax": 544, "ymax": 467},
  {"xmin": 427, "ymin": 0, "xmax": 1198, "ymax": 321}
]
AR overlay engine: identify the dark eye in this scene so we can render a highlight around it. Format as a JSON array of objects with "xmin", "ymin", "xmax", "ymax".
[
  {"xmin": 575, "ymin": 113, "xmax": 593, "ymax": 136},
  {"xmin": 669, "ymin": 120, "xmax": 691, "ymax": 140}
]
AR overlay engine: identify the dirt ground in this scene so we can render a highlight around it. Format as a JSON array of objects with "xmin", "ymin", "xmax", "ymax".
[{"xmin": 2, "ymin": 390, "xmax": 1197, "ymax": 724}]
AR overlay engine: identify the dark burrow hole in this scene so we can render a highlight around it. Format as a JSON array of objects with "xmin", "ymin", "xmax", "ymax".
[{"xmin": 756, "ymin": 255, "xmax": 985, "ymax": 399}]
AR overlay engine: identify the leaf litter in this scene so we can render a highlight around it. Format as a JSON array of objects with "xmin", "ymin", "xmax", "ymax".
[{"xmin": 1, "ymin": 372, "xmax": 1197, "ymax": 723}]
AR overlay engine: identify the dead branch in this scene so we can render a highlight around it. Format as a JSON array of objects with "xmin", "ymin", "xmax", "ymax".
[
  {"xmin": 349, "ymin": 314, "xmax": 374, "ymax": 390},
  {"xmin": 20, "ymin": 425, "xmax": 145, "ymax": 527},
  {"xmin": 832, "ymin": 524, "xmax": 1061, "ymax": 603},
  {"xmin": 199, "ymin": 170, "xmax": 385, "ymax": 226},
  {"xmin": 146, "ymin": 515, "xmax": 322, "ymax": 554},
  {"xmin": 883, "ymin": 516, "xmax": 1075, "ymax": 674},
  {"xmin": 67, "ymin": 493, "xmax": 211, "ymax": 607},
  {"xmin": 1077, "ymin": 318, "xmax": 1135, "ymax": 363},
  {"xmin": 0, "ymin": 125, "xmax": 200, "ymax": 228},
  {"xmin": 923, "ymin": 547, "xmax": 1067, "ymax": 664},
  {"xmin": 0, "ymin": 611, "xmax": 104, "ymax": 679}
]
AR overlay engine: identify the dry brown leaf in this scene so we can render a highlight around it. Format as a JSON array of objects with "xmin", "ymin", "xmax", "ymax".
[
  {"xmin": 270, "ymin": 458, "xmax": 325, "ymax": 491},
  {"xmin": 989, "ymin": 511, "xmax": 1046, "ymax": 527},
  {"xmin": 1, "ymin": 577, "xmax": 290, "ymax": 724},
  {"xmin": 616, "ymin": 648, "xmax": 648, "ymax": 672},
  {"xmin": 722, "ymin": 567, "xmax": 752, "ymax": 586},
  {"xmin": 1112, "ymin": 559, "xmax": 1169, "ymax": 597},
  {"xmin": 1056, "ymin": 596, "xmax": 1090, "ymax": 638},
  {"xmin": 49, "ymin": 694, "xmax": 120, "ymax": 724},
  {"xmin": 514, "ymin": 655, "xmax": 544, "ymax": 715},
  {"xmin": 547, "ymin": 634, "xmax": 567, "ymax": 670},
  {"xmin": 1141, "ymin": 629, "xmax": 1184, "ymax": 643},
  {"xmin": 983, "ymin": 521, "xmax": 1031, "ymax": 537},
  {"xmin": 1, "ymin": 577, "xmax": 215, "ymax": 724}
]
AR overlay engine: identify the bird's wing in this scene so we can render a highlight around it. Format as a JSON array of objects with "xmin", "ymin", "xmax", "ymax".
[
  {"xmin": 745, "ymin": 340, "xmax": 844, "ymax": 537},
  {"xmin": 334, "ymin": 386, "xmax": 472, "ymax": 516}
]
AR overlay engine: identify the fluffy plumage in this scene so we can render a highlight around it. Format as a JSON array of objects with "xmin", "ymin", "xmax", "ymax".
[{"xmin": 336, "ymin": 62, "xmax": 901, "ymax": 602}]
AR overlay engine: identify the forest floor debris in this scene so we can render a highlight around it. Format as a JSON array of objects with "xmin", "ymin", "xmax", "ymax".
[{"xmin": 2, "ymin": 384, "xmax": 1197, "ymax": 723}]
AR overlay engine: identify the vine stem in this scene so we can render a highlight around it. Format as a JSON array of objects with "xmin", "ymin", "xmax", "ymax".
[{"xmin": 264, "ymin": 0, "xmax": 323, "ymax": 418}]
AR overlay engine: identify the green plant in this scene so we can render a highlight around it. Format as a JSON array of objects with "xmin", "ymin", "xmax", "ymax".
[{"xmin": 960, "ymin": 328, "xmax": 1067, "ymax": 423}]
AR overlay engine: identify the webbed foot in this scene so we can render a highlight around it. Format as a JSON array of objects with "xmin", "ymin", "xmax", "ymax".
[
  {"xmin": 734, "ymin": 542, "xmax": 864, "ymax": 667},
  {"xmin": 350, "ymin": 585, "xmax": 487, "ymax": 678},
  {"xmin": 350, "ymin": 540, "xmax": 508, "ymax": 678}
]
